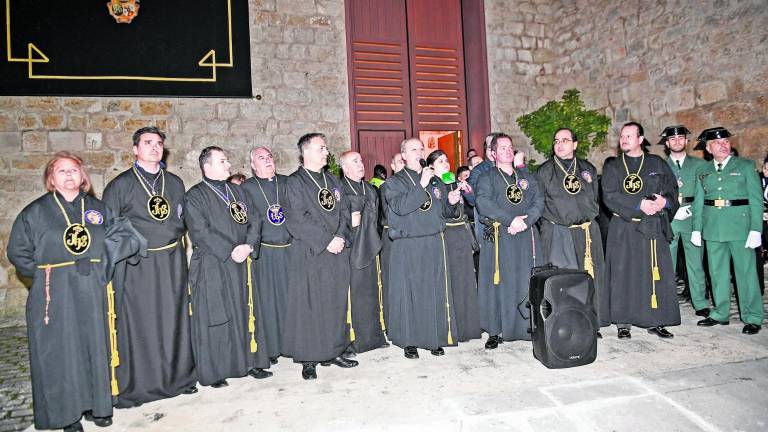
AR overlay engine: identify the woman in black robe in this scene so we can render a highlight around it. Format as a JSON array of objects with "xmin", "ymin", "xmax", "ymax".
[
  {"xmin": 427, "ymin": 150, "xmax": 481, "ymax": 341},
  {"xmin": 7, "ymin": 152, "xmax": 144, "ymax": 432}
]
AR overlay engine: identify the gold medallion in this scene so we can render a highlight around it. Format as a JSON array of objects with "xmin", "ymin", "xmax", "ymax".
[
  {"xmin": 623, "ymin": 174, "xmax": 643, "ymax": 194},
  {"xmin": 147, "ymin": 195, "xmax": 170, "ymax": 221},
  {"xmin": 318, "ymin": 188, "xmax": 336, "ymax": 211},
  {"xmin": 230, "ymin": 202, "xmax": 248, "ymax": 224},
  {"xmin": 63, "ymin": 223, "xmax": 91, "ymax": 255},
  {"xmin": 419, "ymin": 195, "xmax": 433, "ymax": 211},
  {"xmin": 563, "ymin": 174, "xmax": 582, "ymax": 195},
  {"xmin": 506, "ymin": 185, "xmax": 523, "ymax": 205}
]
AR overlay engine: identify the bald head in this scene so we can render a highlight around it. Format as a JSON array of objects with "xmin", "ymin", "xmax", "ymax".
[
  {"xmin": 340, "ymin": 151, "xmax": 365, "ymax": 182},
  {"xmin": 390, "ymin": 153, "xmax": 405, "ymax": 173},
  {"xmin": 400, "ymin": 137, "xmax": 425, "ymax": 170}
]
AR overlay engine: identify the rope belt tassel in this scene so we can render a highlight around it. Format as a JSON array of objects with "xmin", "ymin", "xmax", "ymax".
[
  {"xmin": 650, "ymin": 239, "xmax": 659, "ymax": 309},
  {"xmin": 347, "ymin": 286, "xmax": 356, "ymax": 342},
  {"xmin": 493, "ymin": 221, "xmax": 501, "ymax": 285},
  {"xmin": 246, "ymin": 257, "xmax": 257, "ymax": 353},
  {"xmin": 570, "ymin": 221, "xmax": 594, "ymax": 279},
  {"xmin": 107, "ymin": 281, "xmax": 119, "ymax": 396},
  {"xmin": 440, "ymin": 232, "xmax": 454, "ymax": 345},
  {"xmin": 375, "ymin": 255, "xmax": 386, "ymax": 332}
]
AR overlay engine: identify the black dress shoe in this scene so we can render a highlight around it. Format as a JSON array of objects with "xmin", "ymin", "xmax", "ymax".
[
  {"xmin": 302, "ymin": 363, "xmax": 317, "ymax": 380},
  {"xmin": 320, "ymin": 356, "xmax": 359, "ymax": 368},
  {"xmin": 484, "ymin": 335, "xmax": 500, "ymax": 349},
  {"xmin": 430, "ymin": 347, "xmax": 445, "ymax": 356},
  {"xmin": 695, "ymin": 308, "xmax": 710, "ymax": 317},
  {"xmin": 63, "ymin": 421, "xmax": 84, "ymax": 432},
  {"xmin": 617, "ymin": 328, "xmax": 631, "ymax": 339},
  {"xmin": 83, "ymin": 412, "xmax": 112, "ymax": 427},
  {"xmin": 596, "ymin": 331, "xmax": 603, "ymax": 339},
  {"xmin": 697, "ymin": 317, "xmax": 729, "ymax": 326},
  {"xmin": 248, "ymin": 368, "xmax": 273, "ymax": 379},
  {"xmin": 210, "ymin": 379, "xmax": 229, "ymax": 388},
  {"xmin": 742, "ymin": 324, "xmax": 761, "ymax": 335},
  {"xmin": 269, "ymin": 356, "xmax": 279, "ymax": 365},
  {"xmin": 647, "ymin": 326, "xmax": 674, "ymax": 338},
  {"xmin": 342, "ymin": 346, "xmax": 357, "ymax": 358},
  {"xmin": 181, "ymin": 385, "xmax": 198, "ymax": 394},
  {"xmin": 404, "ymin": 346, "xmax": 419, "ymax": 359}
]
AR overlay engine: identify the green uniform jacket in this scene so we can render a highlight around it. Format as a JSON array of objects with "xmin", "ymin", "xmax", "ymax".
[
  {"xmin": 667, "ymin": 155, "xmax": 707, "ymax": 233},
  {"xmin": 692, "ymin": 156, "xmax": 763, "ymax": 242}
]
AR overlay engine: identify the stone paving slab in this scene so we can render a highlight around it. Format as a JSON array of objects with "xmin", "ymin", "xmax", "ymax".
[{"xmin": 7, "ymin": 277, "xmax": 768, "ymax": 432}]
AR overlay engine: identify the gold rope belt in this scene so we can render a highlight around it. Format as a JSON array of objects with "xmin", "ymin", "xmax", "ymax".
[
  {"xmin": 440, "ymin": 232, "xmax": 454, "ymax": 345},
  {"xmin": 260, "ymin": 242, "xmax": 291, "ymax": 248},
  {"xmin": 147, "ymin": 240, "xmax": 180, "ymax": 252},
  {"xmin": 493, "ymin": 222, "xmax": 501, "ymax": 285},
  {"xmin": 609, "ymin": 214, "xmax": 660, "ymax": 308},
  {"xmin": 375, "ymin": 255, "xmax": 386, "ymax": 332},
  {"xmin": 36, "ymin": 258, "xmax": 120, "ymax": 396},
  {"xmin": 650, "ymin": 239, "xmax": 660, "ymax": 309},
  {"xmin": 612, "ymin": 212, "xmax": 642, "ymax": 222},
  {"xmin": 347, "ymin": 286, "xmax": 356, "ymax": 342},
  {"xmin": 445, "ymin": 221, "xmax": 465, "ymax": 227},
  {"xmin": 246, "ymin": 256, "xmax": 258, "ymax": 353},
  {"xmin": 568, "ymin": 221, "xmax": 595, "ymax": 279}
]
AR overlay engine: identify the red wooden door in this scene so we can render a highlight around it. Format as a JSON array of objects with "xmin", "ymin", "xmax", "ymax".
[
  {"xmin": 345, "ymin": 0, "xmax": 411, "ymax": 177},
  {"xmin": 406, "ymin": 0, "xmax": 468, "ymax": 147},
  {"xmin": 345, "ymin": 0, "xmax": 488, "ymax": 177}
]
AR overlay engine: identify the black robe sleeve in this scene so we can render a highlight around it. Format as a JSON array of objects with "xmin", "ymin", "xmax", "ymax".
[
  {"xmin": 475, "ymin": 171, "xmax": 514, "ymax": 226},
  {"xmin": 384, "ymin": 175, "xmax": 433, "ymax": 216},
  {"xmin": 183, "ymin": 188, "xmax": 236, "ymax": 262},
  {"xmin": 601, "ymin": 157, "xmax": 645, "ymax": 221},
  {"xmin": 283, "ymin": 173, "xmax": 334, "ymax": 255},
  {"xmin": 7, "ymin": 209, "xmax": 36, "ymax": 278}
]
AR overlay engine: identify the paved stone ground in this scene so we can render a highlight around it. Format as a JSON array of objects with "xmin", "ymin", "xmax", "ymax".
[
  {"xmin": 0, "ymin": 327, "xmax": 32, "ymax": 432},
  {"xmin": 5, "ymin": 272, "xmax": 768, "ymax": 432}
]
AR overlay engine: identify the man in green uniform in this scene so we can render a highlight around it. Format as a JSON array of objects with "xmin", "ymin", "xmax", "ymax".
[
  {"xmin": 659, "ymin": 125, "xmax": 709, "ymax": 317},
  {"xmin": 692, "ymin": 127, "xmax": 764, "ymax": 334}
]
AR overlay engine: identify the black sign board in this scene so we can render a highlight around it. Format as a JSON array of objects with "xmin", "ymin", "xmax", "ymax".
[{"xmin": 1, "ymin": 0, "xmax": 252, "ymax": 97}]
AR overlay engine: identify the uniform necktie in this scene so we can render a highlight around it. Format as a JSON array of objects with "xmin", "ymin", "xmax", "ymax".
[
  {"xmin": 676, "ymin": 160, "xmax": 681, "ymax": 169},
  {"xmin": 717, "ymin": 163, "xmax": 722, "ymax": 172}
]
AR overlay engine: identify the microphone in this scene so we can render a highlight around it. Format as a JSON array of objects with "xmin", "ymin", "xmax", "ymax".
[{"xmin": 419, "ymin": 159, "xmax": 428, "ymax": 168}]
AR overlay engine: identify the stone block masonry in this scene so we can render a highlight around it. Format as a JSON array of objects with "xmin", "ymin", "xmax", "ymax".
[{"xmin": 1, "ymin": 0, "xmax": 766, "ymax": 322}]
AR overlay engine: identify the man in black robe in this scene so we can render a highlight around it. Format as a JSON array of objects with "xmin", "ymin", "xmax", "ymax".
[
  {"xmin": 475, "ymin": 133, "xmax": 544, "ymax": 348},
  {"xmin": 379, "ymin": 153, "xmax": 405, "ymax": 329},
  {"xmin": 242, "ymin": 146, "xmax": 291, "ymax": 365},
  {"xmin": 602, "ymin": 122, "xmax": 680, "ymax": 339},
  {"xmin": 537, "ymin": 128, "xmax": 607, "ymax": 332},
  {"xmin": 185, "ymin": 146, "xmax": 272, "ymax": 388},
  {"xmin": 384, "ymin": 137, "xmax": 462, "ymax": 359},
  {"xmin": 340, "ymin": 151, "xmax": 387, "ymax": 353},
  {"xmin": 102, "ymin": 127, "xmax": 197, "ymax": 407},
  {"xmin": 282, "ymin": 133, "xmax": 358, "ymax": 380}
]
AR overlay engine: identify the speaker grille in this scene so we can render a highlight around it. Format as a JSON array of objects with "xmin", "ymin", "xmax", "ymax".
[{"xmin": 545, "ymin": 308, "xmax": 595, "ymax": 362}]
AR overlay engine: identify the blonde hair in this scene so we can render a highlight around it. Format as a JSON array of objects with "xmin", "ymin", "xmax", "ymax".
[{"xmin": 43, "ymin": 151, "xmax": 92, "ymax": 193}]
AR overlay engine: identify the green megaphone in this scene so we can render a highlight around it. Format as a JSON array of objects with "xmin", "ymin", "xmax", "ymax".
[{"xmin": 441, "ymin": 172, "xmax": 456, "ymax": 184}]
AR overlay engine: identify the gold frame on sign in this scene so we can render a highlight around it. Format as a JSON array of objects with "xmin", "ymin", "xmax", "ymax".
[{"xmin": 4, "ymin": 0, "xmax": 234, "ymax": 82}]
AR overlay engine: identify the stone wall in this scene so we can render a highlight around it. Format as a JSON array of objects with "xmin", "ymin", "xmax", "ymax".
[
  {"xmin": 551, "ymin": 0, "xmax": 768, "ymax": 166},
  {"xmin": 0, "ymin": 0, "xmax": 351, "ymax": 323},
  {"xmin": 1, "ymin": 0, "xmax": 767, "ymax": 322},
  {"xmin": 485, "ymin": 0, "xmax": 557, "ymax": 162}
]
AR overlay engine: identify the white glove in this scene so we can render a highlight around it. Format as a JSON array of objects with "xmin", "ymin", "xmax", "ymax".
[
  {"xmin": 745, "ymin": 231, "xmax": 762, "ymax": 249},
  {"xmin": 690, "ymin": 231, "xmax": 702, "ymax": 247},
  {"xmin": 673, "ymin": 205, "xmax": 692, "ymax": 221}
]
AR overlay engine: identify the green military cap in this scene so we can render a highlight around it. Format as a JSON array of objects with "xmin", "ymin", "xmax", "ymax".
[
  {"xmin": 658, "ymin": 125, "xmax": 691, "ymax": 145},
  {"xmin": 694, "ymin": 127, "xmax": 732, "ymax": 150}
]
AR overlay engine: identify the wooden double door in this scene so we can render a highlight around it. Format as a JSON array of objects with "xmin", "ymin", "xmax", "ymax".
[{"xmin": 345, "ymin": 0, "xmax": 490, "ymax": 177}]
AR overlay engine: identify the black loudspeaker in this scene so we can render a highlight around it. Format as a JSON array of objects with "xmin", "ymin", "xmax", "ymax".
[{"xmin": 529, "ymin": 266, "xmax": 598, "ymax": 369}]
